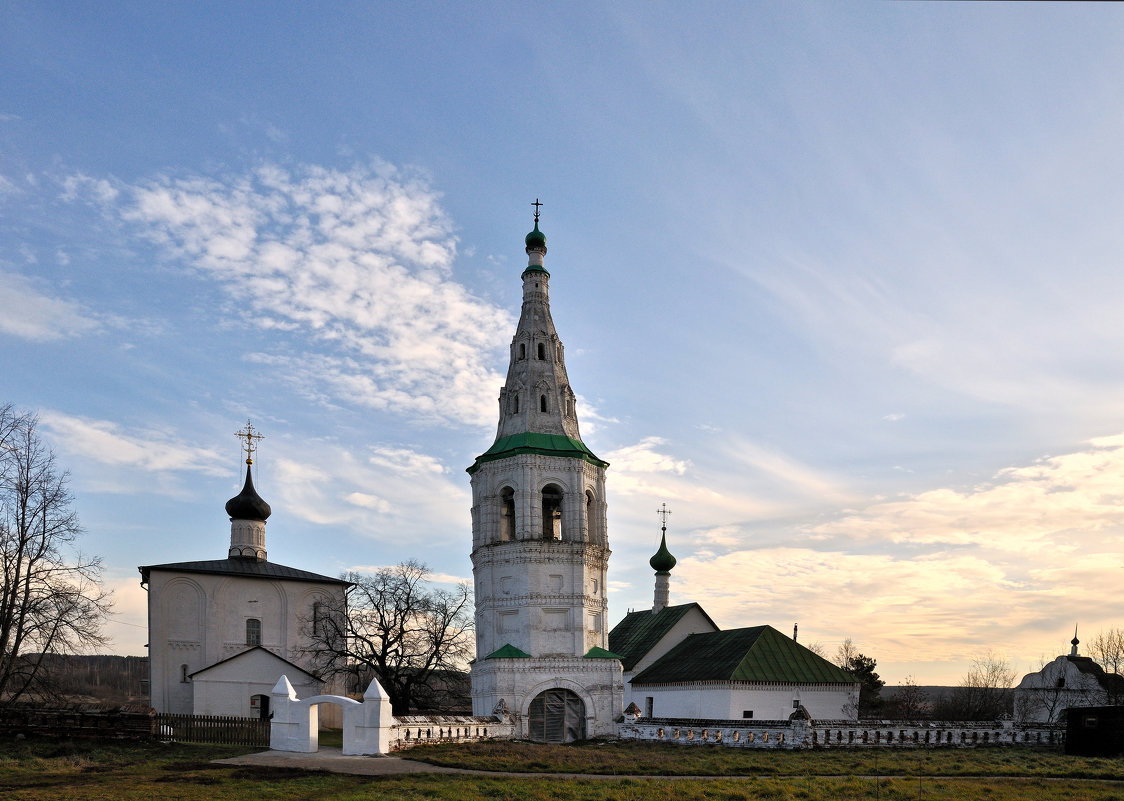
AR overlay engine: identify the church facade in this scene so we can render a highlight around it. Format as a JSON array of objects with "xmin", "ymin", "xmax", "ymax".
[
  {"xmin": 140, "ymin": 437, "xmax": 348, "ymax": 720},
  {"xmin": 467, "ymin": 213, "xmax": 624, "ymax": 741}
]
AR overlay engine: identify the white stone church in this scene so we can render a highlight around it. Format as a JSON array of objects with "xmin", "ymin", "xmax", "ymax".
[{"xmin": 139, "ymin": 436, "xmax": 348, "ymax": 720}]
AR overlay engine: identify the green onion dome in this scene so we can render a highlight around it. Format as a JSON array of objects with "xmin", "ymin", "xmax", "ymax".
[
  {"xmin": 525, "ymin": 220, "xmax": 547, "ymax": 252},
  {"xmin": 649, "ymin": 531, "xmax": 677, "ymax": 574}
]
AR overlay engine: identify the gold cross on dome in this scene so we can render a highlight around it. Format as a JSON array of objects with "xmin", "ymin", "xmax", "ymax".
[
  {"xmin": 657, "ymin": 502, "xmax": 672, "ymax": 529},
  {"xmin": 235, "ymin": 420, "xmax": 264, "ymax": 465}
]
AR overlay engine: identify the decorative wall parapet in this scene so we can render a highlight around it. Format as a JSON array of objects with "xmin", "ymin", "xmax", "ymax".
[
  {"xmin": 618, "ymin": 717, "xmax": 1066, "ymax": 749},
  {"xmin": 390, "ymin": 714, "xmax": 516, "ymax": 751}
]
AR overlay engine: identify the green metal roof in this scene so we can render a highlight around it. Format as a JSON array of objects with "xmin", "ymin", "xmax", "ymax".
[
  {"xmin": 630, "ymin": 625, "xmax": 856, "ymax": 686},
  {"xmin": 484, "ymin": 643, "xmax": 532, "ymax": 659},
  {"xmin": 608, "ymin": 603, "xmax": 717, "ymax": 671},
  {"xmin": 583, "ymin": 646, "xmax": 623, "ymax": 659},
  {"xmin": 467, "ymin": 432, "xmax": 608, "ymax": 474}
]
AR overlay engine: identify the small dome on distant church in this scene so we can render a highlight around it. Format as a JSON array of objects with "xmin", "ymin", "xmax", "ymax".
[
  {"xmin": 225, "ymin": 464, "xmax": 272, "ymax": 521},
  {"xmin": 649, "ymin": 531, "xmax": 677, "ymax": 574},
  {"xmin": 525, "ymin": 220, "xmax": 547, "ymax": 252}
]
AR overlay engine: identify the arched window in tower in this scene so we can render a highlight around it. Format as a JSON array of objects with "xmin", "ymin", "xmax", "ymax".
[
  {"xmin": 542, "ymin": 484, "xmax": 563, "ymax": 541},
  {"xmin": 537, "ymin": 342, "xmax": 546, "ymax": 360},
  {"xmin": 500, "ymin": 487, "xmax": 515, "ymax": 542},
  {"xmin": 586, "ymin": 490, "xmax": 598, "ymax": 544},
  {"xmin": 519, "ymin": 343, "xmax": 526, "ymax": 360},
  {"xmin": 540, "ymin": 394, "xmax": 548, "ymax": 413},
  {"xmin": 246, "ymin": 618, "xmax": 261, "ymax": 646},
  {"xmin": 513, "ymin": 394, "xmax": 520, "ymax": 414}
]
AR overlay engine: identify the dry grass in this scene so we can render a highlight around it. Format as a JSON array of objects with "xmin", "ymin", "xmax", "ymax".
[{"xmin": 1, "ymin": 736, "xmax": 1123, "ymax": 801}]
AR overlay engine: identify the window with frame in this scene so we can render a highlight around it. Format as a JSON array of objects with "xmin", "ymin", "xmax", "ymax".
[{"xmin": 246, "ymin": 618, "xmax": 262, "ymax": 646}]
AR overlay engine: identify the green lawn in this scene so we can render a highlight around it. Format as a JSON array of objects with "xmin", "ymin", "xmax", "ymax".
[{"xmin": 1, "ymin": 736, "xmax": 1123, "ymax": 801}]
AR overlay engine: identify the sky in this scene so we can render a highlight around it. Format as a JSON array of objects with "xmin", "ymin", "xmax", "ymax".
[{"xmin": 3, "ymin": 2, "xmax": 1124, "ymax": 686}]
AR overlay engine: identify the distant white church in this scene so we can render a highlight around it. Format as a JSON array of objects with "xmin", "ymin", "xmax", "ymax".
[
  {"xmin": 139, "ymin": 429, "xmax": 348, "ymax": 720},
  {"xmin": 1015, "ymin": 633, "xmax": 1124, "ymax": 723}
]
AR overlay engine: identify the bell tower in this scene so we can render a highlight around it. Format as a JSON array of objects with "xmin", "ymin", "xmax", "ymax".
[{"xmin": 467, "ymin": 203, "xmax": 622, "ymax": 741}]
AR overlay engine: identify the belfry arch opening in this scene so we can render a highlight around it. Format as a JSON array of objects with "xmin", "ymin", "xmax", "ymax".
[
  {"xmin": 500, "ymin": 487, "xmax": 515, "ymax": 542},
  {"xmin": 542, "ymin": 484, "xmax": 563, "ymax": 541},
  {"xmin": 586, "ymin": 490, "xmax": 599, "ymax": 544},
  {"xmin": 540, "ymin": 394, "xmax": 548, "ymax": 413},
  {"xmin": 537, "ymin": 342, "xmax": 546, "ymax": 360},
  {"xmin": 528, "ymin": 688, "xmax": 585, "ymax": 743}
]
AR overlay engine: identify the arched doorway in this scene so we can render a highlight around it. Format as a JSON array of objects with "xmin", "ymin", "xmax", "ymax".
[
  {"xmin": 528, "ymin": 688, "xmax": 585, "ymax": 743},
  {"xmin": 250, "ymin": 693, "xmax": 270, "ymax": 720}
]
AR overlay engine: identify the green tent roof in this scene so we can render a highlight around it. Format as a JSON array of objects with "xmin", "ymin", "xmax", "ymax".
[
  {"xmin": 467, "ymin": 432, "xmax": 608, "ymax": 474},
  {"xmin": 583, "ymin": 646, "xmax": 623, "ymax": 659},
  {"xmin": 608, "ymin": 603, "xmax": 717, "ymax": 671},
  {"xmin": 630, "ymin": 625, "xmax": 856, "ymax": 685},
  {"xmin": 484, "ymin": 643, "xmax": 532, "ymax": 659}
]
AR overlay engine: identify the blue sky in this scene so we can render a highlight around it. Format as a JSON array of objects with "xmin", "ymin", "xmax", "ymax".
[{"xmin": 4, "ymin": 2, "xmax": 1124, "ymax": 685}]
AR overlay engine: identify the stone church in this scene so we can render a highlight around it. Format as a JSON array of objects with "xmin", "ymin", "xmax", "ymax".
[{"xmin": 139, "ymin": 432, "xmax": 348, "ymax": 720}]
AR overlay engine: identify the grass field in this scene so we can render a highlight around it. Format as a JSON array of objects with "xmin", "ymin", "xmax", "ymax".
[{"xmin": 2, "ymin": 736, "xmax": 1123, "ymax": 800}]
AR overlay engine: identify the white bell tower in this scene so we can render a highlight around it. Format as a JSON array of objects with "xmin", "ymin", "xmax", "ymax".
[{"xmin": 467, "ymin": 202, "xmax": 622, "ymax": 741}]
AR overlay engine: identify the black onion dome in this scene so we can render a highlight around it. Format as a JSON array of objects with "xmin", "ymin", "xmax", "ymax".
[{"xmin": 225, "ymin": 464, "xmax": 272, "ymax": 521}]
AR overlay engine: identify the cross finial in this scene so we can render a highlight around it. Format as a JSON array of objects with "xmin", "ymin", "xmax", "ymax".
[
  {"xmin": 532, "ymin": 198, "xmax": 543, "ymax": 224},
  {"xmin": 657, "ymin": 502, "xmax": 672, "ymax": 532},
  {"xmin": 235, "ymin": 420, "xmax": 264, "ymax": 466}
]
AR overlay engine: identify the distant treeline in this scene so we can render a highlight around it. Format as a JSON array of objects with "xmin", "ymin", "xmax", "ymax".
[{"xmin": 35, "ymin": 654, "xmax": 149, "ymax": 704}]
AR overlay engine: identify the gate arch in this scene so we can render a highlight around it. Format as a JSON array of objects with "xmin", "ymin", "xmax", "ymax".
[{"xmin": 528, "ymin": 687, "xmax": 585, "ymax": 743}]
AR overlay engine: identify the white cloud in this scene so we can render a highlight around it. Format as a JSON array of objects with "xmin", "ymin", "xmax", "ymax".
[
  {"xmin": 39, "ymin": 412, "xmax": 227, "ymax": 476},
  {"xmin": 0, "ymin": 271, "xmax": 100, "ymax": 341},
  {"xmin": 80, "ymin": 162, "xmax": 511, "ymax": 427},
  {"xmin": 267, "ymin": 439, "xmax": 469, "ymax": 547},
  {"xmin": 662, "ymin": 433, "xmax": 1124, "ymax": 682},
  {"xmin": 100, "ymin": 575, "xmax": 148, "ymax": 656}
]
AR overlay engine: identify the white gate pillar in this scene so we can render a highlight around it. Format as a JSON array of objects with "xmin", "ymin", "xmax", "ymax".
[
  {"xmin": 269, "ymin": 675, "xmax": 316, "ymax": 752},
  {"xmin": 345, "ymin": 676, "xmax": 394, "ymax": 755}
]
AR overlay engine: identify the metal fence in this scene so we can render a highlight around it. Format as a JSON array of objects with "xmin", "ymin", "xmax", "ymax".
[{"xmin": 156, "ymin": 713, "xmax": 270, "ymax": 747}]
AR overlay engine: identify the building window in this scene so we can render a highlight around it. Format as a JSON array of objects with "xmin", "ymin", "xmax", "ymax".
[
  {"xmin": 513, "ymin": 395, "xmax": 520, "ymax": 414},
  {"xmin": 519, "ymin": 343, "xmax": 526, "ymax": 360},
  {"xmin": 246, "ymin": 618, "xmax": 262, "ymax": 646},
  {"xmin": 646, "ymin": 697, "xmax": 654, "ymax": 718},
  {"xmin": 541, "ymin": 484, "xmax": 563, "ymax": 540},
  {"xmin": 500, "ymin": 487, "xmax": 515, "ymax": 541},
  {"xmin": 540, "ymin": 394, "xmax": 547, "ymax": 413},
  {"xmin": 742, "ymin": 710, "xmax": 753, "ymax": 719},
  {"xmin": 537, "ymin": 342, "xmax": 546, "ymax": 360},
  {"xmin": 312, "ymin": 602, "xmax": 322, "ymax": 636},
  {"xmin": 793, "ymin": 700, "xmax": 800, "ymax": 708},
  {"xmin": 181, "ymin": 664, "xmax": 189, "ymax": 683}
]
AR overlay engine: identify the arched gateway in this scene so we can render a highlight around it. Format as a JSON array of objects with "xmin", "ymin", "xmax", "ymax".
[{"xmin": 528, "ymin": 688, "xmax": 585, "ymax": 743}]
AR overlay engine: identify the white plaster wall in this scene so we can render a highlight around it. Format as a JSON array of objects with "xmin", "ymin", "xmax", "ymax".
[
  {"xmin": 147, "ymin": 568, "xmax": 345, "ymax": 715},
  {"xmin": 634, "ymin": 683, "xmax": 858, "ymax": 721}
]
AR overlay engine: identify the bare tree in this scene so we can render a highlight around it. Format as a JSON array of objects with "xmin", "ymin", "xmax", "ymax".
[
  {"xmin": 302, "ymin": 560, "xmax": 473, "ymax": 715},
  {"xmin": 940, "ymin": 651, "xmax": 1015, "ymax": 720},
  {"xmin": 0, "ymin": 405, "xmax": 111, "ymax": 707},
  {"xmin": 1088, "ymin": 628, "xmax": 1124, "ymax": 704},
  {"xmin": 885, "ymin": 675, "xmax": 929, "ymax": 720},
  {"xmin": 835, "ymin": 637, "xmax": 884, "ymax": 718}
]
